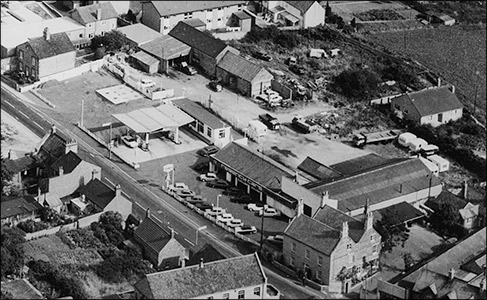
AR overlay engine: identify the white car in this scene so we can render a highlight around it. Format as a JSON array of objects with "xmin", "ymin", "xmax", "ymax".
[
  {"xmin": 198, "ymin": 172, "xmax": 218, "ymax": 182},
  {"xmin": 205, "ymin": 207, "xmax": 226, "ymax": 217},
  {"xmin": 227, "ymin": 219, "xmax": 243, "ymax": 228},
  {"xmin": 168, "ymin": 182, "xmax": 189, "ymax": 192},
  {"xmin": 235, "ymin": 225, "xmax": 257, "ymax": 234},
  {"xmin": 176, "ymin": 189, "xmax": 195, "ymax": 199},
  {"xmin": 247, "ymin": 203, "xmax": 268, "ymax": 212},
  {"xmin": 259, "ymin": 207, "xmax": 281, "ymax": 217},
  {"xmin": 121, "ymin": 135, "xmax": 138, "ymax": 148},
  {"xmin": 267, "ymin": 235, "xmax": 284, "ymax": 245},
  {"xmin": 216, "ymin": 213, "xmax": 233, "ymax": 224}
]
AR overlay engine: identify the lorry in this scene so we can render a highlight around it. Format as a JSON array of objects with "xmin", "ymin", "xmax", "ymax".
[
  {"xmin": 259, "ymin": 113, "xmax": 280, "ymax": 130},
  {"xmin": 292, "ymin": 115, "xmax": 319, "ymax": 133},
  {"xmin": 352, "ymin": 129, "xmax": 402, "ymax": 147}
]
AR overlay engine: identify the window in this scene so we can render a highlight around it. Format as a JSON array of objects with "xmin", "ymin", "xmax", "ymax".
[
  {"xmin": 101, "ymin": 31, "xmax": 105, "ymax": 36},
  {"xmin": 347, "ymin": 243, "xmax": 352, "ymax": 250},
  {"xmin": 218, "ymin": 7, "xmax": 222, "ymax": 10},
  {"xmin": 89, "ymin": 33, "xmax": 94, "ymax": 38},
  {"xmin": 164, "ymin": 16, "xmax": 169, "ymax": 19},
  {"xmin": 222, "ymin": 293, "xmax": 229, "ymax": 299},
  {"xmin": 31, "ymin": 56, "xmax": 36, "ymax": 66},
  {"xmin": 370, "ymin": 235, "xmax": 374, "ymax": 241},
  {"xmin": 207, "ymin": 127, "xmax": 212, "ymax": 138},
  {"xmin": 316, "ymin": 270, "xmax": 322, "ymax": 280},
  {"xmin": 317, "ymin": 256, "xmax": 322, "ymax": 266},
  {"xmin": 305, "ymin": 249, "xmax": 310, "ymax": 259},
  {"xmin": 79, "ymin": 33, "xmax": 83, "ymax": 38},
  {"xmin": 19, "ymin": 62, "xmax": 23, "ymax": 71},
  {"xmin": 88, "ymin": 23, "xmax": 93, "ymax": 27},
  {"xmin": 198, "ymin": 121, "xmax": 204, "ymax": 133},
  {"xmin": 207, "ymin": 19, "xmax": 212, "ymax": 23},
  {"xmin": 207, "ymin": 9, "xmax": 212, "ymax": 12},
  {"xmin": 404, "ymin": 109, "xmax": 408, "ymax": 114},
  {"xmin": 290, "ymin": 256, "xmax": 295, "ymax": 267},
  {"xmin": 19, "ymin": 50, "xmax": 24, "ymax": 60},
  {"xmin": 31, "ymin": 67, "xmax": 36, "ymax": 78},
  {"xmin": 164, "ymin": 26, "xmax": 170, "ymax": 30},
  {"xmin": 373, "ymin": 244, "xmax": 378, "ymax": 254},
  {"xmin": 218, "ymin": 130, "xmax": 225, "ymax": 138},
  {"xmin": 254, "ymin": 287, "xmax": 261, "ymax": 296},
  {"xmin": 291, "ymin": 242, "xmax": 296, "ymax": 253},
  {"xmin": 237, "ymin": 290, "xmax": 244, "ymax": 299},
  {"xmin": 217, "ymin": 18, "xmax": 222, "ymax": 21}
]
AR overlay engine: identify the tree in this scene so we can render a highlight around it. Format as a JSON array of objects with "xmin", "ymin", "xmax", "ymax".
[
  {"xmin": 99, "ymin": 211, "xmax": 123, "ymax": 231},
  {"xmin": 1, "ymin": 227, "xmax": 26, "ymax": 279},
  {"xmin": 334, "ymin": 69, "xmax": 381, "ymax": 100},
  {"xmin": 429, "ymin": 200, "xmax": 460, "ymax": 236},
  {"xmin": 351, "ymin": 17, "xmax": 357, "ymax": 28},
  {"xmin": 325, "ymin": 1, "xmax": 332, "ymax": 17},
  {"xmin": 90, "ymin": 31, "xmax": 126, "ymax": 52},
  {"xmin": 403, "ymin": 253, "xmax": 415, "ymax": 271},
  {"xmin": 1, "ymin": 153, "xmax": 13, "ymax": 196}
]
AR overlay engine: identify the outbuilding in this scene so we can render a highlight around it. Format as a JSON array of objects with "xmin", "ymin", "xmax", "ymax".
[
  {"xmin": 427, "ymin": 155, "xmax": 450, "ymax": 172},
  {"xmin": 130, "ymin": 51, "xmax": 160, "ymax": 74}
]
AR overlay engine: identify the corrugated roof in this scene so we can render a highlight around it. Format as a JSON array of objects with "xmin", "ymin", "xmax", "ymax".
[
  {"xmin": 77, "ymin": 178, "xmax": 114, "ymax": 209},
  {"xmin": 172, "ymin": 98, "xmax": 228, "ymax": 129},
  {"xmin": 376, "ymin": 201, "xmax": 425, "ymax": 226},
  {"xmin": 297, "ymin": 156, "xmax": 343, "ymax": 180},
  {"xmin": 393, "ymin": 86, "xmax": 463, "ymax": 117},
  {"xmin": 131, "ymin": 51, "xmax": 159, "ymax": 66},
  {"xmin": 1, "ymin": 196, "xmax": 43, "ymax": 219},
  {"xmin": 117, "ymin": 23, "xmax": 162, "ymax": 46},
  {"xmin": 134, "ymin": 253, "xmax": 265, "ymax": 299},
  {"xmin": 134, "ymin": 217, "xmax": 171, "ymax": 254},
  {"xmin": 49, "ymin": 151, "xmax": 82, "ymax": 175},
  {"xmin": 169, "ymin": 21, "xmax": 230, "ymax": 58},
  {"xmin": 285, "ymin": 1, "xmax": 316, "ymax": 14},
  {"xmin": 425, "ymin": 190, "xmax": 468, "ymax": 211},
  {"xmin": 69, "ymin": 2, "xmax": 118, "ymax": 25},
  {"xmin": 211, "ymin": 142, "xmax": 293, "ymax": 190},
  {"xmin": 305, "ymin": 158, "xmax": 442, "ymax": 213},
  {"xmin": 329, "ymin": 153, "xmax": 392, "ymax": 176},
  {"xmin": 26, "ymin": 32, "xmax": 75, "ymax": 60},
  {"xmin": 217, "ymin": 51, "xmax": 273, "ymax": 83},
  {"xmin": 284, "ymin": 214, "xmax": 340, "ymax": 255},
  {"xmin": 139, "ymin": 35, "xmax": 191, "ymax": 60},
  {"xmin": 148, "ymin": 1, "xmax": 246, "ymax": 17}
]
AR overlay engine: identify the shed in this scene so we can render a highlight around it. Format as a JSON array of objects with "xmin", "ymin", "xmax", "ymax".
[
  {"xmin": 419, "ymin": 157, "xmax": 439, "ymax": 176},
  {"xmin": 427, "ymin": 155, "xmax": 450, "ymax": 172},
  {"xmin": 131, "ymin": 51, "xmax": 160, "ymax": 74},
  {"xmin": 309, "ymin": 48, "xmax": 328, "ymax": 58},
  {"xmin": 248, "ymin": 120, "xmax": 267, "ymax": 138},
  {"xmin": 408, "ymin": 138, "xmax": 427, "ymax": 152},
  {"xmin": 398, "ymin": 132, "xmax": 417, "ymax": 147}
]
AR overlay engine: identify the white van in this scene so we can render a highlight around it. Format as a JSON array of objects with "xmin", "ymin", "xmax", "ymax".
[{"xmin": 408, "ymin": 138, "xmax": 427, "ymax": 152}]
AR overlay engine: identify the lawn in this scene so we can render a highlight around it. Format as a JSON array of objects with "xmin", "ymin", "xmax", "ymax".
[{"xmin": 23, "ymin": 235, "xmax": 71, "ymax": 262}]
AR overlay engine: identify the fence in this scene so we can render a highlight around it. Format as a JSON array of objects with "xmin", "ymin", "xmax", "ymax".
[
  {"xmin": 370, "ymin": 93, "xmax": 402, "ymax": 105},
  {"xmin": 123, "ymin": 72, "xmax": 175, "ymax": 101},
  {"xmin": 271, "ymin": 80, "xmax": 292, "ymax": 100},
  {"xmin": 24, "ymin": 211, "xmax": 104, "ymax": 241}
]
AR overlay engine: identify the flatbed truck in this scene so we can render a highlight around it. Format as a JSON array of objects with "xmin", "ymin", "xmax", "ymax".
[{"xmin": 352, "ymin": 129, "xmax": 401, "ymax": 147}]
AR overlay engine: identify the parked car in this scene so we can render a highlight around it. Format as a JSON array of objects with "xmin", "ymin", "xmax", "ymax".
[
  {"xmin": 197, "ymin": 145, "xmax": 219, "ymax": 157},
  {"xmin": 259, "ymin": 207, "xmax": 281, "ymax": 217},
  {"xmin": 167, "ymin": 182, "xmax": 189, "ymax": 192},
  {"xmin": 176, "ymin": 189, "xmax": 195, "ymax": 199},
  {"xmin": 205, "ymin": 206, "xmax": 226, "ymax": 216},
  {"xmin": 178, "ymin": 61, "xmax": 197, "ymax": 75},
  {"xmin": 227, "ymin": 219, "xmax": 243, "ymax": 228},
  {"xmin": 209, "ymin": 81, "xmax": 223, "ymax": 92},
  {"xmin": 194, "ymin": 202, "xmax": 213, "ymax": 211},
  {"xmin": 267, "ymin": 235, "xmax": 284, "ymax": 245},
  {"xmin": 185, "ymin": 195, "xmax": 206, "ymax": 205},
  {"xmin": 235, "ymin": 225, "xmax": 257, "ymax": 234},
  {"xmin": 254, "ymin": 51, "xmax": 273, "ymax": 61},
  {"xmin": 206, "ymin": 179, "xmax": 230, "ymax": 189},
  {"xmin": 216, "ymin": 213, "xmax": 234, "ymax": 224},
  {"xmin": 222, "ymin": 186, "xmax": 241, "ymax": 196},
  {"xmin": 121, "ymin": 135, "xmax": 138, "ymax": 148},
  {"xmin": 246, "ymin": 203, "xmax": 268, "ymax": 212},
  {"xmin": 230, "ymin": 194, "xmax": 255, "ymax": 204},
  {"xmin": 198, "ymin": 172, "xmax": 218, "ymax": 182}
]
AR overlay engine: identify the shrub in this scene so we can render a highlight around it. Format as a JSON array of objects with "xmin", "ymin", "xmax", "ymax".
[
  {"xmin": 16, "ymin": 220, "xmax": 49, "ymax": 233},
  {"xmin": 334, "ymin": 68, "xmax": 381, "ymax": 100}
]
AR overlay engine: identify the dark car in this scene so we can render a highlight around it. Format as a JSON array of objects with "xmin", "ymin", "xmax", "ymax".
[
  {"xmin": 194, "ymin": 202, "xmax": 213, "ymax": 211},
  {"xmin": 197, "ymin": 145, "xmax": 219, "ymax": 157},
  {"xmin": 209, "ymin": 81, "xmax": 223, "ymax": 92},
  {"xmin": 254, "ymin": 51, "xmax": 273, "ymax": 61},
  {"xmin": 206, "ymin": 179, "xmax": 230, "ymax": 189},
  {"xmin": 222, "ymin": 186, "xmax": 241, "ymax": 196},
  {"xmin": 230, "ymin": 194, "xmax": 255, "ymax": 204}
]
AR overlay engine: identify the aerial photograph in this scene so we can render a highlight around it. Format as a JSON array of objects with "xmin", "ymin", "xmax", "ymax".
[{"xmin": 1, "ymin": 1, "xmax": 486, "ymax": 299}]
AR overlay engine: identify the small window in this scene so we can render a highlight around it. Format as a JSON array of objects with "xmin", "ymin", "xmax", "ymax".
[
  {"xmin": 317, "ymin": 256, "xmax": 322, "ymax": 266},
  {"xmin": 164, "ymin": 26, "xmax": 170, "ymax": 30},
  {"xmin": 305, "ymin": 249, "xmax": 310, "ymax": 259},
  {"xmin": 370, "ymin": 235, "xmax": 374, "ymax": 241},
  {"xmin": 89, "ymin": 33, "xmax": 94, "ymax": 38},
  {"xmin": 290, "ymin": 256, "xmax": 295, "ymax": 267},
  {"xmin": 237, "ymin": 290, "xmax": 245, "ymax": 299},
  {"xmin": 222, "ymin": 294, "xmax": 229, "ymax": 299},
  {"xmin": 218, "ymin": 130, "xmax": 225, "ymax": 138},
  {"xmin": 207, "ymin": 19, "xmax": 212, "ymax": 23},
  {"xmin": 207, "ymin": 9, "xmax": 212, "ymax": 12},
  {"xmin": 88, "ymin": 23, "xmax": 93, "ymax": 27},
  {"xmin": 218, "ymin": 7, "xmax": 223, "ymax": 10},
  {"xmin": 31, "ymin": 67, "xmax": 36, "ymax": 78},
  {"xmin": 198, "ymin": 121, "xmax": 204, "ymax": 133},
  {"xmin": 79, "ymin": 33, "xmax": 83, "ymax": 38},
  {"xmin": 373, "ymin": 244, "xmax": 378, "ymax": 254},
  {"xmin": 217, "ymin": 18, "xmax": 222, "ymax": 21},
  {"xmin": 404, "ymin": 109, "xmax": 409, "ymax": 114},
  {"xmin": 164, "ymin": 16, "xmax": 169, "ymax": 19},
  {"xmin": 347, "ymin": 244, "xmax": 352, "ymax": 250},
  {"xmin": 19, "ymin": 50, "xmax": 24, "ymax": 60},
  {"xmin": 253, "ymin": 287, "xmax": 261, "ymax": 296},
  {"xmin": 291, "ymin": 242, "xmax": 296, "ymax": 253},
  {"xmin": 100, "ymin": 31, "xmax": 105, "ymax": 36},
  {"xmin": 316, "ymin": 270, "xmax": 322, "ymax": 279},
  {"xmin": 207, "ymin": 127, "xmax": 212, "ymax": 138},
  {"xmin": 31, "ymin": 56, "xmax": 36, "ymax": 66}
]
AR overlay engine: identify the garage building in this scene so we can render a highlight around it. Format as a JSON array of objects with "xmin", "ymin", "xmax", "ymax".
[{"xmin": 139, "ymin": 35, "xmax": 192, "ymax": 74}]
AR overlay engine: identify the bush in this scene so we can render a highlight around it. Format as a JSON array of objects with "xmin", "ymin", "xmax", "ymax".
[
  {"xmin": 334, "ymin": 68, "xmax": 381, "ymax": 100},
  {"xmin": 16, "ymin": 220, "xmax": 49, "ymax": 233}
]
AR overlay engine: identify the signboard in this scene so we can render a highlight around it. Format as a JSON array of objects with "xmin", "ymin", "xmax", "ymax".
[{"xmin": 163, "ymin": 164, "xmax": 174, "ymax": 173}]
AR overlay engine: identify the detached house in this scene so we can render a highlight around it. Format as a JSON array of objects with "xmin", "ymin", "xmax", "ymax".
[
  {"xmin": 391, "ymin": 85, "xmax": 463, "ymax": 127},
  {"xmin": 264, "ymin": 1, "xmax": 325, "ymax": 28},
  {"xmin": 69, "ymin": 2, "xmax": 118, "ymax": 40},
  {"xmin": 284, "ymin": 203, "xmax": 381, "ymax": 294},
  {"xmin": 16, "ymin": 29, "xmax": 76, "ymax": 81},
  {"xmin": 36, "ymin": 125, "xmax": 79, "ymax": 169},
  {"xmin": 141, "ymin": 1, "xmax": 247, "ymax": 35}
]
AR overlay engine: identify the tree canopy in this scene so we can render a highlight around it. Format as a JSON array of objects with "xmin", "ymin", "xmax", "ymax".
[
  {"xmin": 0, "ymin": 227, "xmax": 26, "ymax": 279},
  {"xmin": 334, "ymin": 68, "xmax": 381, "ymax": 100}
]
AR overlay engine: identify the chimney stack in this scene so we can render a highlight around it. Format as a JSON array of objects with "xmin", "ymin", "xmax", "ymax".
[
  {"xmin": 449, "ymin": 268, "xmax": 455, "ymax": 281},
  {"xmin": 437, "ymin": 77, "xmax": 441, "ymax": 87},
  {"xmin": 81, "ymin": 194, "xmax": 85, "ymax": 202},
  {"xmin": 171, "ymin": 228, "xmax": 175, "ymax": 239},
  {"xmin": 366, "ymin": 211, "xmax": 374, "ymax": 231},
  {"xmin": 92, "ymin": 169, "xmax": 98, "ymax": 180},
  {"xmin": 199, "ymin": 258, "xmax": 204, "ymax": 269},
  {"xmin": 341, "ymin": 221, "xmax": 349, "ymax": 239},
  {"xmin": 58, "ymin": 166, "xmax": 64, "ymax": 176},
  {"xmin": 97, "ymin": 7, "xmax": 102, "ymax": 21},
  {"xmin": 8, "ymin": 149, "xmax": 12, "ymax": 159},
  {"xmin": 43, "ymin": 27, "xmax": 50, "ymax": 41},
  {"xmin": 450, "ymin": 85, "xmax": 455, "ymax": 94},
  {"xmin": 146, "ymin": 207, "xmax": 150, "ymax": 219},
  {"xmin": 463, "ymin": 180, "xmax": 468, "ymax": 200},
  {"xmin": 364, "ymin": 198, "xmax": 370, "ymax": 215},
  {"xmin": 321, "ymin": 191, "xmax": 329, "ymax": 208},
  {"xmin": 37, "ymin": 188, "xmax": 41, "ymax": 198},
  {"xmin": 480, "ymin": 278, "xmax": 486, "ymax": 293},
  {"xmin": 296, "ymin": 198, "xmax": 304, "ymax": 217},
  {"xmin": 115, "ymin": 184, "xmax": 121, "ymax": 197},
  {"xmin": 51, "ymin": 124, "xmax": 57, "ymax": 134},
  {"xmin": 294, "ymin": 170, "xmax": 299, "ymax": 183}
]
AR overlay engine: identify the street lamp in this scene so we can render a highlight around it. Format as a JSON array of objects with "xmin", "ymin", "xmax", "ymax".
[{"xmin": 102, "ymin": 122, "xmax": 113, "ymax": 159}]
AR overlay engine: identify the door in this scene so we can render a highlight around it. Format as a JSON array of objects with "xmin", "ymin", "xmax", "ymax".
[{"xmin": 437, "ymin": 113, "xmax": 443, "ymax": 122}]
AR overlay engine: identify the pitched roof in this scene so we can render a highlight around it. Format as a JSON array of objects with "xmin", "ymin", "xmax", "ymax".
[
  {"xmin": 393, "ymin": 86, "xmax": 463, "ymax": 117},
  {"xmin": 233, "ymin": 10, "xmax": 252, "ymax": 20},
  {"xmin": 460, "ymin": 250, "xmax": 486, "ymax": 275},
  {"xmin": 131, "ymin": 51, "xmax": 160, "ymax": 66},
  {"xmin": 147, "ymin": 1, "xmax": 246, "ymax": 17},
  {"xmin": 285, "ymin": 1, "xmax": 316, "ymax": 14},
  {"xmin": 69, "ymin": 2, "xmax": 118, "ymax": 24},
  {"xmin": 297, "ymin": 156, "xmax": 343, "ymax": 180},
  {"xmin": 37, "ymin": 127, "xmax": 75, "ymax": 164},
  {"xmin": 77, "ymin": 178, "xmax": 115, "ymax": 209},
  {"xmin": 329, "ymin": 153, "xmax": 395, "ymax": 176},
  {"xmin": 217, "ymin": 51, "xmax": 273, "ymax": 83},
  {"xmin": 459, "ymin": 203, "xmax": 479, "ymax": 220},
  {"xmin": 3, "ymin": 156, "xmax": 38, "ymax": 174},
  {"xmin": 181, "ymin": 18, "xmax": 206, "ymax": 28},
  {"xmin": 376, "ymin": 201, "xmax": 425, "ymax": 226},
  {"xmin": 410, "ymin": 269, "xmax": 480, "ymax": 299},
  {"xmin": 187, "ymin": 243, "xmax": 226, "ymax": 266},
  {"xmin": 425, "ymin": 190, "xmax": 468, "ymax": 211},
  {"xmin": 304, "ymin": 158, "xmax": 442, "ymax": 213},
  {"xmin": 134, "ymin": 253, "xmax": 266, "ymax": 299},
  {"xmin": 49, "ymin": 151, "xmax": 82, "ymax": 175},
  {"xmin": 313, "ymin": 205, "xmax": 365, "ymax": 243},
  {"xmin": 134, "ymin": 217, "xmax": 172, "ymax": 253},
  {"xmin": 139, "ymin": 35, "xmax": 191, "ymax": 60},
  {"xmin": 0, "ymin": 279, "xmax": 44, "ymax": 299},
  {"xmin": 1, "ymin": 196, "xmax": 43, "ymax": 219},
  {"xmin": 211, "ymin": 142, "xmax": 294, "ymax": 190},
  {"xmin": 169, "ymin": 21, "xmax": 230, "ymax": 58},
  {"xmin": 284, "ymin": 214, "xmax": 341, "ymax": 255},
  {"xmin": 172, "ymin": 98, "xmax": 229, "ymax": 129},
  {"xmin": 117, "ymin": 23, "xmax": 162, "ymax": 46},
  {"xmin": 25, "ymin": 32, "xmax": 75, "ymax": 60}
]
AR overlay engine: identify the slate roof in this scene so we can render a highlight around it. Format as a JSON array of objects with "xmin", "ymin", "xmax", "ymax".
[
  {"xmin": 285, "ymin": 1, "xmax": 316, "ymax": 14},
  {"xmin": 211, "ymin": 142, "xmax": 294, "ymax": 190},
  {"xmin": 148, "ymin": 1, "xmax": 246, "ymax": 17},
  {"xmin": 181, "ymin": 18, "xmax": 207, "ymax": 28},
  {"xmin": 284, "ymin": 214, "xmax": 341, "ymax": 255},
  {"xmin": 1, "ymin": 196, "xmax": 43, "ymax": 219},
  {"xmin": 424, "ymin": 190, "xmax": 468, "ymax": 211},
  {"xmin": 134, "ymin": 217, "xmax": 171, "ymax": 254},
  {"xmin": 329, "ymin": 154, "xmax": 396, "ymax": 176},
  {"xmin": 376, "ymin": 201, "xmax": 425, "ymax": 226},
  {"xmin": 117, "ymin": 23, "xmax": 162, "ymax": 46},
  {"xmin": 297, "ymin": 156, "xmax": 343, "ymax": 180},
  {"xmin": 134, "ymin": 253, "xmax": 266, "ymax": 299},
  {"xmin": 49, "ymin": 151, "xmax": 82, "ymax": 175},
  {"xmin": 459, "ymin": 203, "xmax": 479, "ymax": 220},
  {"xmin": 172, "ymin": 98, "xmax": 229, "ymax": 129},
  {"xmin": 77, "ymin": 178, "xmax": 115, "ymax": 209},
  {"xmin": 169, "ymin": 21, "xmax": 230, "ymax": 58},
  {"xmin": 0, "ymin": 279, "xmax": 44, "ymax": 299},
  {"xmin": 25, "ymin": 32, "xmax": 75, "ymax": 60},
  {"xmin": 139, "ymin": 35, "xmax": 191, "ymax": 60},
  {"xmin": 304, "ymin": 158, "xmax": 442, "ymax": 213},
  {"xmin": 217, "ymin": 51, "xmax": 273, "ymax": 83},
  {"xmin": 187, "ymin": 243, "xmax": 226, "ymax": 266},
  {"xmin": 460, "ymin": 250, "xmax": 486, "ymax": 275},
  {"xmin": 69, "ymin": 2, "xmax": 118, "ymax": 24},
  {"xmin": 3, "ymin": 156, "xmax": 38, "ymax": 174},
  {"xmin": 313, "ymin": 205, "xmax": 365, "ymax": 243},
  {"xmin": 410, "ymin": 269, "xmax": 480, "ymax": 299},
  {"xmin": 393, "ymin": 86, "xmax": 463, "ymax": 117},
  {"xmin": 37, "ymin": 128, "xmax": 75, "ymax": 164}
]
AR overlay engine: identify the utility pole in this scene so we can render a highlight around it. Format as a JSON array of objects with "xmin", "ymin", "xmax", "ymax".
[{"xmin": 259, "ymin": 207, "xmax": 265, "ymax": 254}]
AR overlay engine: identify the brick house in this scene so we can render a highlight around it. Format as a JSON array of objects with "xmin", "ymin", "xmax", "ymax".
[
  {"xmin": 16, "ymin": 29, "xmax": 76, "ymax": 81},
  {"xmin": 264, "ymin": 1, "xmax": 325, "ymax": 28},
  {"xmin": 168, "ymin": 21, "xmax": 240, "ymax": 76},
  {"xmin": 133, "ymin": 214, "xmax": 188, "ymax": 271},
  {"xmin": 391, "ymin": 85, "xmax": 463, "ymax": 127},
  {"xmin": 216, "ymin": 51, "xmax": 273, "ymax": 97},
  {"xmin": 69, "ymin": 2, "xmax": 118, "ymax": 40},
  {"xmin": 141, "ymin": 1, "xmax": 247, "ymax": 35},
  {"xmin": 283, "ymin": 203, "xmax": 381, "ymax": 293},
  {"xmin": 1, "ymin": 196, "xmax": 43, "ymax": 226}
]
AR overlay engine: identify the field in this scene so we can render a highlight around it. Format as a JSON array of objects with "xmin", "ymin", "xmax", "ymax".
[
  {"xmin": 363, "ymin": 25, "xmax": 487, "ymax": 124},
  {"xmin": 328, "ymin": 1, "xmax": 418, "ymax": 22}
]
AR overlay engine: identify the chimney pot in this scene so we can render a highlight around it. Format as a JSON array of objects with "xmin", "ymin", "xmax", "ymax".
[
  {"xmin": 97, "ymin": 7, "xmax": 102, "ymax": 21},
  {"xmin": 81, "ymin": 194, "xmax": 85, "ymax": 202},
  {"xmin": 115, "ymin": 184, "xmax": 121, "ymax": 197},
  {"xmin": 8, "ymin": 149, "xmax": 12, "ymax": 159},
  {"xmin": 321, "ymin": 191, "xmax": 329, "ymax": 208},
  {"xmin": 463, "ymin": 180, "xmax": 468, "ymax": 200},
  {"xmin": 146, "ymin": 208, "xmax": 150, "ymax": 219},
  {"xmin": 43, "ymin": 27, "xmax": 50, "ymax": 40},
  {"xmin": 366, "ymin": 211, "xmax": 374, "ymax": 231},
  {"xmin": 199, "ymin": 258, "xmax": 204, "ymax": 268},
  {"xmin": 58, "ymin": 166, "xmax": 64, "ymax": 176},
  {"xmin": 449, "ymin": 268, "xmax": 455, "ymax": 280},
  {"xmin": 296, "ymin": 198, "xmax": 304, "ymax": 217},
  {"xmin": 92, "ymin": 169, "xmax": 98, "ymax": 180},
  {"xmin": 51, "ymin": 125, "xmax": 56, "ymax": 134},
  {"xmin": 437, "ymin": 77, "xmax": 441, "ymax": 87},
  {"xmin": 171, "ymin": 228, "xmax": 175, "ymax": 239}
]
